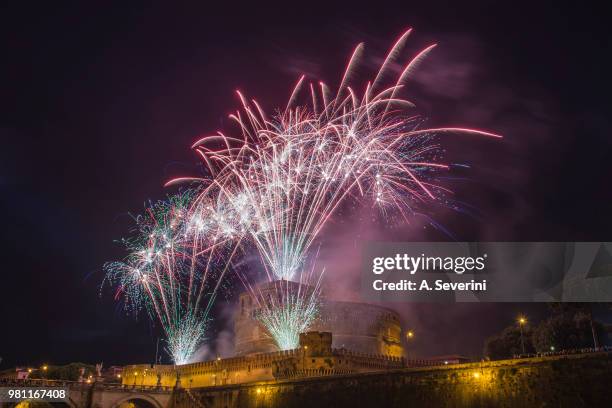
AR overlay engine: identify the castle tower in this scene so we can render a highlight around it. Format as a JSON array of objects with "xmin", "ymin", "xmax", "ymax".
[
  {"xmin": 234, "ymin": 280, "xmax": 404, "ymax": 357},
  {"xmin": 234, "ymin": 280, "xmax": 308, "ymax": 355}
]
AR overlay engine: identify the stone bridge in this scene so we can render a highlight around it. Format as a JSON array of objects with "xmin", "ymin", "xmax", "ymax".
[{"xmin": 3, "ymin": 351, "xmax": 612, "ymax": 408}]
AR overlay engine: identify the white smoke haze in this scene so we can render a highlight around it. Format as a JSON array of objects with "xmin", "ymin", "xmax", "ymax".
[{"xmin": 190, "ymin": 301, "xmax": 236, "ymax": 362}]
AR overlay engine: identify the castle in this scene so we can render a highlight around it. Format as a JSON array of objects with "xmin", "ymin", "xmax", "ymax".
[
  {"xmin": 234, "ymin": 280, "xmax": 404, "ymax": 357},
  {"xmin": 122, "ymin": 281, "xmax": 415, "ymax": 388}
]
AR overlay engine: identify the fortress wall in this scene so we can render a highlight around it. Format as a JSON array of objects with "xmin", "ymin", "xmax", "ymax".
[
  {"xmin": 121, "ymin": 346, "xmax": 407, "ymax": 388},
  {"xmin": 173, "ymin": 352, "xmax": 612, "ymax": 408},
  {"xmin": 122, "ymin": 350, "xmax": 305, "ymax": 388}
]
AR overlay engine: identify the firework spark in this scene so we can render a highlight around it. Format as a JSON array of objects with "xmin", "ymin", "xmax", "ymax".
[
  {"xmin": 103, "ymin": 189, "xmax": 243, "ymax": 364},
  {"xmin": 170, "ymin": 29, "xmax": 500, "ymax": 282},
  {"xmin": 254, "ymin": 278, "xmax": 322, "ymax": 350},
  {"xmin": 167, "ymin": 29, "xmax": 500, "ymax": 350}
]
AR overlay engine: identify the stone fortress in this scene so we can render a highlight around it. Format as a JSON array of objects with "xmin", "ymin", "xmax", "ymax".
[
  {"xmin": 122, "ymin": 280, "xmax": 412, "ymax": 388},
  {"xmin": 234, "ymin": 280, "xmax": 404, "ymax": 357}
]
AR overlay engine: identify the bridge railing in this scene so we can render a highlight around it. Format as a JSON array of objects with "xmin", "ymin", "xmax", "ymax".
[
  {"xmin": 0, "ymin": 378, "xmax": 81, "ymax": 387},
  {"xmin": 0, "ymin": 378, "xmax": 173, "ymax": 392}
]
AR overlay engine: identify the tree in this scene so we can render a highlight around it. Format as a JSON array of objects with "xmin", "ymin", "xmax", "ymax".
[
  {"xmin": 532, "ymin": 309, "xmax": 604, "ymax": 352},
  {"xmin": 484, "ymin": 325, "xmax": 534, "ymax": 360}
]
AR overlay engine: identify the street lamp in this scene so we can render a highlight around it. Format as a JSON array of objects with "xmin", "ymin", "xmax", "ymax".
[
  {"xmin": 517, "ymin": 315, "xmax": 527, "ymax": 354},
  {"xmin": 406, "ymin": 330, "xmax": 414, "ymax": 339}
]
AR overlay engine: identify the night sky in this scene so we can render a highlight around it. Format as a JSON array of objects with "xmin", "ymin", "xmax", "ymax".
[{"xmin": 1, "ymin": 2, "xmax": 611, "ymax": 368}]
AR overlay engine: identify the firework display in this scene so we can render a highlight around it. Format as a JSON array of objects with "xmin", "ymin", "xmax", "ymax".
[
  {"xmin": 162, "ymin": 29, "xmax": 499, "ymax": 351},
  {"xmin": 103, "ymin": 190, "xmax": 244, "ymax": 364},
  {"xmin": 174, "ymin": 29, "xmax": 499, "ymax": 281},
  {"xmin": 106, "ymin": 29, "xmax": 500, "ymax": 357}
]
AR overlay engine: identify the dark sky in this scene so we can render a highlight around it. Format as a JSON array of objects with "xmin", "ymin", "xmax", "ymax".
[{"xmin": 1, "ymin": 2, "xmax": 611, "ymax": 368}]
